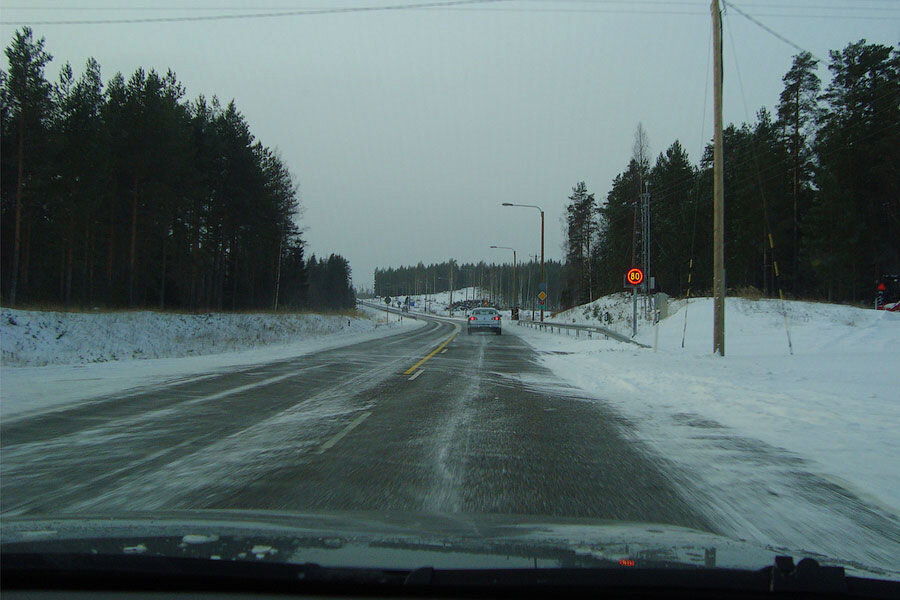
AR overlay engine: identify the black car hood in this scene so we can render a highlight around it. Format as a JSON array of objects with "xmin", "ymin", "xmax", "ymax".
[{"xmin": 0, "ymin": 509, "xmax": 860, "ymax": 575}]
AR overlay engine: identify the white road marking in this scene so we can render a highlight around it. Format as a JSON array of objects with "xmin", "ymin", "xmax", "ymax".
[
  {"xmin": 316, "ymin": 411, "xmax": 372, "ymax": 454},
  {"xmin": 441, "ymin": 349, "xmax": 448, "ymax": 354},
  {"xmin": 408, "ymin": 369, "xmax": 425, "ymax": 381}
]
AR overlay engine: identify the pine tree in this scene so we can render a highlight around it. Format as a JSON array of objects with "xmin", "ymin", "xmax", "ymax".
[
  {"xmin": 809, "ymin": 41, "xmax": 900, "ymax": 300},
  {"xmin": 648, "ymin": 140, "xmax": 697, "ymax": 296},
  {"xmin": 563, "ymin": 181, "xmax": 595, "ymax": 306},
  {"xmin": 776, "ymin": 51, "xmax": 821, "ymax": 294},
  {"xmin": 3, "ymin": 27, "xmax": 53, "ymax": 305}
]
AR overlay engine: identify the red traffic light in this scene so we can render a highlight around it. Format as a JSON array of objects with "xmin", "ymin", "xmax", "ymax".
[{"xmin": 626, "ymin": 268, "xmax": 644, "ymax": 286}]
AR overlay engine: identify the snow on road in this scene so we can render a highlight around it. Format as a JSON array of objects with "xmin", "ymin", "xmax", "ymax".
[
  {"xmin": 512, "ymin": 295, "xmax": 900, "ymax": 575},
  {"xmin": 0, "ymin": 305, "xmax": 424, "ymax": 420}
]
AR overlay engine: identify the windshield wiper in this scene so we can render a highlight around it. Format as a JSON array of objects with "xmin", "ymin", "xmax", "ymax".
[{"xmin": 3, "ymin": 552, "xmax": 898, "ymax": 599}]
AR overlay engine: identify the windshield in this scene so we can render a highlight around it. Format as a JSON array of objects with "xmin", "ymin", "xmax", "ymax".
[{"xmin": 1, "ymin": 0, "xmax": 899, "ymax": 584}]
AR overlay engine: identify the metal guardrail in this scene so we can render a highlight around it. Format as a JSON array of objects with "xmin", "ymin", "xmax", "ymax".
[
  {"xmin": 517, "ymin": 319, "xmax": 650, "ymax": 348},
  {"xmin": 358, "ymin": 301, "xmax": 435, "ymax": 323},
  {"xmin": 362, "ymin": 301, "xmax": 649, "ymax": 347}
]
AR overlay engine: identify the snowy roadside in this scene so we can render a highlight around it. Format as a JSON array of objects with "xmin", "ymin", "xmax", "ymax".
[
  {"xmin": 1, "ymin": 305, "xmax": 409, "ymax": 367},
  {"xmin": 509, "ymin": 296, "xmax": 900, "ymax": 574},
  {"xmin": 373, "ymin": 287, "xmax": 482, "ymax": 317},
  {"xmin": 1, "ymin": 305, "xmax": 425, "ymax": 421}
]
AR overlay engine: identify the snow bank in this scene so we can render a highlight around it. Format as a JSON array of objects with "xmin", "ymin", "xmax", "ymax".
[
  {"xmin": 376, "ymin": 286, "xmax": 584, "ymax": 321},
  {"xmin": 1, "ymin": 305, "xmax": 423, "ymax": 420},
  {"xmin": 375, "ymin": 287, "xmax": 495, "ymax": 317},
  {"xmin": 1, "ymin": 307, "xmax": 386, "ymax": 367},
  {"xmin": 512, "ymin": 296, "xmax": 900, "ymax": 573},
  {"xmin": 552, "ymin": 292, "xmax": 897, "ymax": 355}
]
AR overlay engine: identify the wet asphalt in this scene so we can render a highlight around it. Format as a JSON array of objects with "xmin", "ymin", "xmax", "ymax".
[{"xmin": 0, "ymin": 313, "xmax": 710, "ymax": 532}]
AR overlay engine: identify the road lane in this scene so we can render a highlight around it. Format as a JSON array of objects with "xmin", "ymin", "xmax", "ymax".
[
  {"xmin": 0, "ymin": 317, "xmax": 454, "ymax": 514},
  {"xmin": 1, "ymin": 312, "xmax": 710, "ymax": 534}
]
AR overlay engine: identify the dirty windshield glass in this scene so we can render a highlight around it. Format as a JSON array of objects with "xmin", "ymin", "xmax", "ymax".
[{"xmin": 1, "ymin": 0, "xmax": 899, "ymax": 583}]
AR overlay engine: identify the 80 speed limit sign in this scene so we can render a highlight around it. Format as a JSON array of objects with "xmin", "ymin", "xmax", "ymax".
[{"xmin": 626, "ymin": 268, "xmax": 644, "ymax": 286}]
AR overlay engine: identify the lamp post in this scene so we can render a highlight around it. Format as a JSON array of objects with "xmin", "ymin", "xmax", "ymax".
[
  {"xmin": 489, "ymin": 245, "xmax": 517, "ymax": 314},
  {"xmin": 502, "ymin": 203, "xmax": 544, "ymax": 321}
]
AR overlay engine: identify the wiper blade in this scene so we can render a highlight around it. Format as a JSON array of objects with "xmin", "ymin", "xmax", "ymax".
[{"xmin": 769, "ymin": 555, "xmax": 846, "ymax": 594}]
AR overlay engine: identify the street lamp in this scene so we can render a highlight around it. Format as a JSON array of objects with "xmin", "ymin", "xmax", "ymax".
[
  {"xmin": 502, "ymin": 203, "xmax": 545, "ymax": 321},
  {"xmin": 432, "ymin": 275, "xmax": 447, "ymax": 314},
  {"xmin": 489, "ymin": 245, "xmax": 517, "ymax": 315}
]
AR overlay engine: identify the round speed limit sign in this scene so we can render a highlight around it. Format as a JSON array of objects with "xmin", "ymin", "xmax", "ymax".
[{"xmin": 626, "ymin": 268, "xmax": 644, "ymax": 286}]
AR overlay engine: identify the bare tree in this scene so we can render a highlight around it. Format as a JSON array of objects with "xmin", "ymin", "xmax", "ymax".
[
  {"xmin": 631, "ymin": 123, "xmax": 650, "ymax": 266},
  {"xmin": 632, "ymin": 122, "xmax": 650, "ymax": 170}
]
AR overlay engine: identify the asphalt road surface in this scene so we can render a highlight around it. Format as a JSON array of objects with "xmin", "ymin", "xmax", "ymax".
[{"xmin": 0, "ymin": 311, "xmax": 710, "ymax": 532}]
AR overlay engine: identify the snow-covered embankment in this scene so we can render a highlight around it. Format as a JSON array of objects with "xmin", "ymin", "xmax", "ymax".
[{"xmin": 0, "ymin": 305, "xmax": 421, "ymax": 419}]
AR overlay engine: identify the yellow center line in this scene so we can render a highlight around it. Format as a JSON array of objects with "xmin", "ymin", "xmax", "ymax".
[{"xmin": 403, "ymin": 332, "xmax": 457, "ymax": 375}]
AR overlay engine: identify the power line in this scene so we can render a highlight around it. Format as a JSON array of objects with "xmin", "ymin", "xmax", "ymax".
[
  {"xmin": 681, "ymin": 17, "xmax": 712, "ymax": 348},
  {"xmin": 724, "ymin": 11, "xmax": 795, "ymax": 353},
  {"xmin": 5, "ymin": 1, "xmax": 898, "ymax": 22},
  {"xmin": 441, "ymin": 6, "xmax": 900, "ymax": 20},
  {"xmin": 0, "ymin": 0, "xmax": 507, "ymax": 25},
  {"xmin": 723, "ymin": 1, "xmax": 826, "ymax": 61}
]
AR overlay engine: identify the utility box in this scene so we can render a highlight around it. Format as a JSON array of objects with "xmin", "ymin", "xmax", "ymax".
[{"xmin": 655, "ymin": 292, "xmax": 669, "ymax": 320}]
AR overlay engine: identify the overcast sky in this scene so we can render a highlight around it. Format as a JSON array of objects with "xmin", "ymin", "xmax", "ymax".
[{"xmin": 2, "ymin": 1, "xmax": 898, "ymax": 288}]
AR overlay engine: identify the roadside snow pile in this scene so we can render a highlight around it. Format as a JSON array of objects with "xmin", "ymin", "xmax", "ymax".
[
  {"xmin": 1, "ymin": 308, "xmax": 380, "ymax": 367},
  {"xmin": 552, "ymin": 293, "xmax": 897, "ymax": 355},
  {"xmin": 375, "ymin": 287, "xmax": 484, "ymax": 316},
  {"xmin": 553, "ymin": 292, "xmax": 641, "ymax": 324},
  {"xmin": 550, "ymin": 292, "xmax": 660, "ymax": 335},
  {"xmin": 514, "ymin": 296, "xmax": 900, "ymax": 571},
  {"xmin": 1, "ymin": 306, "xmax": 423, "ymax": 419}
]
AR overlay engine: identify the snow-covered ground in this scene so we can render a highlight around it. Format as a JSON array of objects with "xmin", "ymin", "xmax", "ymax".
[
  {"xmin": 2, "ymin": 307, "xmax": 389, "ymax": 367},
  {"xmin": 512, "ymin": 294, "xmax": 900, "ymax": 574},
  {"xmin": 550, "ymin": 291, "xmax": 653, "ymax": 335},
  {"xmin": 374, "ymin": 287, "xmax": 488, "ymax": 317},
  {"xmin": 0, "ymin": 305, "xmax": 424, "ymax": 420}
]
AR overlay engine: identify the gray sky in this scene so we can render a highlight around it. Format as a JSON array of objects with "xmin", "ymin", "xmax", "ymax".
[{"xmin": 2, "ymin": 1, "xmax": 898, "ymax": 288}]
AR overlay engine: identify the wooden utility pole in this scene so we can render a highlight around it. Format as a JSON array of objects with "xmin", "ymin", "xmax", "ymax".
[{"xmin": 712, "ymin": 0, "xmax": 726, "ymax": 356}]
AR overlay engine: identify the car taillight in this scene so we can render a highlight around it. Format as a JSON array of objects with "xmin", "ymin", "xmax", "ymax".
[
  {"xmin": 468, "ymin": 316, "xmax": 476, "ymax": 320},
  {"xmin": 493, "ymin": 316, "xmax": 500, "ymax": 320}
]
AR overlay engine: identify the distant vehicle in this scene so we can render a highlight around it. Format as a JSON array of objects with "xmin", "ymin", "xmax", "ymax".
[{"xmin": 468, "ymin": 308, "xmax": 501, "ymax": 335}]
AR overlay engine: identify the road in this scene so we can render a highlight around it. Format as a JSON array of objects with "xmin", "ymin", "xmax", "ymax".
[{"xmin": 0, "ymin": 311, "xmax": 709, "ymax": 532}]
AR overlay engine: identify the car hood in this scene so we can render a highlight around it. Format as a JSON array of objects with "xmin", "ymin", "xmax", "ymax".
[{"xmin": 0, "ymin": 509, "xmax": 851, "ymax": 574}]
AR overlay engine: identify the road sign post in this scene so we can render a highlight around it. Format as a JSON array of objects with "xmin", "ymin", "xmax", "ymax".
[
  {"xmin": 625, "ymin": 268, "xmax": 644, "ymax": 338},
  {"xmin": 538, "ymin": 282, "xmax": 547, "ymax": 313},
  {"xmin": 632, "ymin": 287, "xmax": 637, "ymax": 337}
]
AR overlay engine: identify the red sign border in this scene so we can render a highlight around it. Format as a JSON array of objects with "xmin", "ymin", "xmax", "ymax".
[{"xmin": 626, "ymin": 268, "xmax": 644, "ymax": 286}]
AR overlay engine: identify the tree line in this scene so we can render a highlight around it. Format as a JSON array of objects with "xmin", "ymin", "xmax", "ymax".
[
  {"xmin": 1, "ymin": 28, "xmax": 356, "ymax": 312},
  {"xmin": 563, "ymin": 40, "xmax": 898, "ymax": 308},
  {"xmin": 373, "ymin": 260, "xmax": 565, "ymax": 310}
]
